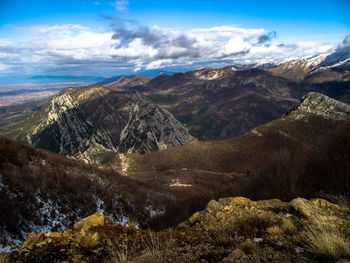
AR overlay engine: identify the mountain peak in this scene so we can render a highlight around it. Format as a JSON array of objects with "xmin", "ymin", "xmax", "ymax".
[
  {"xmin": 286, "ymin": 92, "xmax": 350, "ymax": 120},
  {"xmin": 4, "ymin": 86, "xmax": 195, "ymax": 160}
]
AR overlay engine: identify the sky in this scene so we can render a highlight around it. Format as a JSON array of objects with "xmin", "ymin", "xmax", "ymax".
[{"xmin": 0, "ymin": 0, "xmax": 349, "ymax": 81}]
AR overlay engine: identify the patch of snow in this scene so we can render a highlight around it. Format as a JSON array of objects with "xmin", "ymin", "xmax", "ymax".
[
  {"xmin": 145, "ymin": 205, "xmax": 165, "ymax": 218},
  {"xmin": 116, "ymin": 215, "xmax": 129, "ymax": 226},
  {"xmin": 0, "ymin": 236, "xmax": 22, "ymax": 252},
  {"xmin": 32, "ymin": 197, "xmax": 68, "ymax": 234},
  {"xmin": 96, "ymin": 197, "xmax": 104, "ymax": 210}
]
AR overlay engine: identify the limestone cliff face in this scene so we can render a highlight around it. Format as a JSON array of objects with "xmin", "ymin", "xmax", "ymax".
[
  {"xmin": 4, "ymin": 86, "xmax": 195, "ymax": 157},
  {"xmin": 285, "ymin": 92, "xmax": 350, "ymax": 121}
]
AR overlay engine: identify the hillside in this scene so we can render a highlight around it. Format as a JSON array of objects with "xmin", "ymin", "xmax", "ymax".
[
  {"xmin": 2, "ymin": 86, "xmax": 194, "ymax": 159},
  {"xmin": 0, "ymin": 135, "xmax": 243, "ymax": 251},
  {"xmin": 91, "ymin": 92, "xmax": 350, "ymax": 170},
  {"xmin": 5, "ymin": 197, "xmax": 350, "ymax": 262},
  {"xmin": 89, "ymin": 92, "xmax": 350, "ymax": 202},
  {"xmin": 109, "ymin": 68, "xmax": 304, "ymax": 140},
  {"xmin": 0, "ymin": 135, "xmax": 181, "ymax": 251}
]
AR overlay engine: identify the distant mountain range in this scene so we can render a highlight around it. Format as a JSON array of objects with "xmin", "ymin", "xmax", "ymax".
[
  {"xmin": 224, "ymin": 50, "xmax": 350, "ymax": 81},
  {"xmin": 94, "ymin": 49, "xmax": 350, "ymax": 140}
]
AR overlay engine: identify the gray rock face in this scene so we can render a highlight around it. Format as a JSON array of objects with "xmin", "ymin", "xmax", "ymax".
[
  {"xmin": 5, "ymin": 86, "xmax": 195, "ymax": 156},
  {"xmin": 286, "ymin": 92, "xmax": 350, "ymax": 121}
]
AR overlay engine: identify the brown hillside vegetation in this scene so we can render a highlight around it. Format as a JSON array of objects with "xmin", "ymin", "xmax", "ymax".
[
  {"xmin": 0, "ymin": 135, "xmax": 240, "ymax": 249},
  {"xmin": 0, "ymin": 136, "xmax": 192, "ymax": 248},
  {"xmin": 102, "ymin": 115, "xmax": 350, "ymax": 197}
]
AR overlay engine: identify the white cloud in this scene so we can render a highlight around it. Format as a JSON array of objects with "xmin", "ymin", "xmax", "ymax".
[
  {"xmin": 336, "ymin": 34, "xmax": 350, "ymax": 52},
  {"xmin": 0, "ymin": 63, "xmax": 8, "ymax": 71},
  {"xmin": 115, "ymin": 0, "xmax": 129, "ymax": 11},
  {"xmin": 0, "ymin": 23, "xmax": 338, "ymax": 76}
]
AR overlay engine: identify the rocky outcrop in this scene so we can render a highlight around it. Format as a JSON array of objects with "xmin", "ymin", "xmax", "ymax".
[
  {"xmin": 285, "ymin": 92, "xmax": 350, "ymax": 120},
  {"xmin": 4, "ymin": 86, "xmax": 195, "ymax": 158},
  {"xmin": 9, "ymin": 211, "xmax": 117, "ymax": 262},
  {"xmin": 7, "ymin": 197, "xmax": 350, "ymax": 262}
]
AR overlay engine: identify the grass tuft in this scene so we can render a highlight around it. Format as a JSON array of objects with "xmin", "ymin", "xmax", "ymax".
[{"xmin": 302, "ymin": 223, "xmax": 350, "ymax": 260}]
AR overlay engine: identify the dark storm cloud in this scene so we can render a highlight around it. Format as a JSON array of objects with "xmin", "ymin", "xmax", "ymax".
[{"xmin": 258, "ymin": 31, "xmax": 277, "ymax": 44}]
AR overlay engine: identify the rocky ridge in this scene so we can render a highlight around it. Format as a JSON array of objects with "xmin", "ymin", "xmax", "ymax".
[
  {"xmin": 3, "ymin": 86, "xmax": 195, "ymax": 159},
  {"xmin": 285, "ymin": 92, "xmax": 350, "ymax": 120},
  {"xmin": 5, "ymin": 197, "xmax": 350, "ymax": 262}
]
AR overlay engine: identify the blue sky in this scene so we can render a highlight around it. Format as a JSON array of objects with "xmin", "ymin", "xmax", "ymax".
[{"xmin": 0, "ymin": 0, "xmax": 349, "ymax": 80}]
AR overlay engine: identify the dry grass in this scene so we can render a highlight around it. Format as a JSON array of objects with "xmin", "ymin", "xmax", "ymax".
[
  {"xmin": 108, "ymin": 235, "xmax": 133, "ymax": 263},
  {"xmin": 207, "ymin": 219, "xmax": 236, "ymax": 247},
  {"xmin": 107, "ymin": 231, "xmax": 168, "ymax": 263},
  {"xmin": 127, "ymin": 218, "xmax": 138, "ymax": 234},
  {"xmin": 136, "ymin": 231, "xmax": 167, "ymax": 263},
  {"xmin": 210, "ymin": 228, "xmax": 235, "ymax": 247},
  {"xmin": 0, "ymin": 253, "xmax": 10, "ymax": 263},
  {"xmin": 316, "ymin": 192, "xmax": 349, "ymax": 209},
  {"xmin": 302, "ymin": 223, "xmax": 350, "ymax": 260},
  {"xmin": 280, "ymin": 217, "xmax": 298, "ymax": 234}
]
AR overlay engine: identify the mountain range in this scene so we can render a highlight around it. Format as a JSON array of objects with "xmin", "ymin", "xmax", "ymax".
[
  {"xmin": 1, "ymin": 91, "xmax": 350, "ymax": 254},
  {"xmin": 92, "ymin": 49, "xmax": 349, "ymax": 140},
  {"xmin": 1, "ymin": 48, "xmax": 350, "ymax": 257}
]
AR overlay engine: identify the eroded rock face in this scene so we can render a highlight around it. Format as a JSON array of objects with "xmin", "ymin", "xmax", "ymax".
[
  {"xmin": 286, "ymin": 92, "xmax": 350, "ymax": 120},
  {"xmin": 4, "ymin": 86, "xmax": 195, "ymax": 158}
]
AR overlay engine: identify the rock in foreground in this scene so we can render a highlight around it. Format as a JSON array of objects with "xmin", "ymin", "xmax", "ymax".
[{"xmin": 5, "ymin": 197, "xmax": 350, "ymax": 263}]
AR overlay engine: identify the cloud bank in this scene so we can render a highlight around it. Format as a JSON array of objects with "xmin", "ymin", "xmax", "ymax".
[
  {"xmin": 0, "ymin": 22, "xmax": 337, "ymax": 76},
  {"xmin": 336, "ymin": 34, "xmax": 350, "ymax": 52}
]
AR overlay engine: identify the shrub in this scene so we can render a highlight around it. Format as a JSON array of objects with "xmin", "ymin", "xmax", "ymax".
[
  {"xmin": 240, "ymin": 240, "xmax": 256, "ymax": 254},
  {"xmin": 234, "ymin": 215, "xmax": 273, "ymax": 237}
]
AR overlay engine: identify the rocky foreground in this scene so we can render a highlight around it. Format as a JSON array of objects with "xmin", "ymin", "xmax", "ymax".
[{"xmin": 2, "ymin": 197, "xmax": 350, "ymax": 263}]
